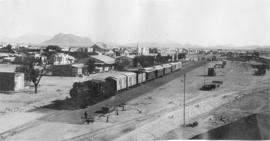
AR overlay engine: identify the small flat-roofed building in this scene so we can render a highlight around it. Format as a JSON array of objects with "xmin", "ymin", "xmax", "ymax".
[
  {"xmin": 0, "ymin": 64, "xmax": 24, "ymax": 91},
  {"xmin": 50, "ymin": 53, "xmax": 75, "ymax": 65},
  {"xmin": 51, "ymin": 63, "xmax": 87, "ymax": 77}
]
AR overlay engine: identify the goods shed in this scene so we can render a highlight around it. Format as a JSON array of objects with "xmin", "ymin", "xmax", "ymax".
[
  {"xmin": 89, "ymin": 55, "xmax": 115, "ymax": 73},
  {"xmin": 52, "ymin": 63, "xmax": 87, "ymax": 76}
]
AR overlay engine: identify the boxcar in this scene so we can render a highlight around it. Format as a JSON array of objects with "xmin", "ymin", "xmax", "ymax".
[
  {"xmin": 169, "ymin": 63, "xmax": 177, "ymax": 72},
  {"xmin": 105, "ymin": 74, "xmax": 127, "ymax": 93},
  {"xmin": 162, "ymin": 64, "xmax": 172, "ymax": 75},
  {"xmin": 124, "ymin": 69, "xmax": 146, "ymax": 84},
  {"xmin": 119, "ymin": 71, "xmax": 137, "ymax": 88},
  {"xmin": 140, "ymin": 67, "xmax": 156, "ymax": 81},
  {"xmin": 179, "ymin": 62, "xmax": 183, "ymax": 69},
  {"xmin": 153, "ymin": 65, "xmax": 164, "ymax": 78},
  {"xmin": 175, "ymin": 62, "xmax": 183, "ymax": 70},
  {"xmin": 137, "ymin": 71, "xmax": 146, "ymax": 84}
]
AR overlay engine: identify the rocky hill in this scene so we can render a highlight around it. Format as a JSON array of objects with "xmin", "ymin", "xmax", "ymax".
[{"xmin": 42, "ymin": 33, "xmax": 93, "ymax": 47}]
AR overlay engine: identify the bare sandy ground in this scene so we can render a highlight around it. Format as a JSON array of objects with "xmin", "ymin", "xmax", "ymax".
[
  {"xmin": 0, "ymin": 71, "xmax": 130, "ymax": 115},
  {"xmin": 0, "ymin": 62, "xmax": 202, "ymax": 140},
  {"xmin": 72, "ymin": 61, "xmax": 269, "ymax": 141},
  {"xmin": 0, "ymin": 76, "xmax": 73, "ymax": 115},
  {"xmin": 1, "ymin": 61, "xmax": 269, "ymax": 141}
]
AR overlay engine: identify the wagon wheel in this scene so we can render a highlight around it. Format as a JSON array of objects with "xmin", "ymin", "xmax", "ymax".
[{"xmin": 69, "ymin": 88, "xmax": 78, "ymax": 99}]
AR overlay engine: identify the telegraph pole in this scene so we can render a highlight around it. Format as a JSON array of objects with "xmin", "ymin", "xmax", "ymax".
[
  {"xmin": 183, "ymin": 73, "xmax": 186, "ymax": 127},
  {"xmin": 203, "ymin": 63, "xmax": 206, "ymax": 85}
]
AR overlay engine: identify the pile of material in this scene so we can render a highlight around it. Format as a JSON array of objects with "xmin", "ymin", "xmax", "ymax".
[{"xmin": 200, "ymin": 81, "xmax": 223, "ymax": 91}]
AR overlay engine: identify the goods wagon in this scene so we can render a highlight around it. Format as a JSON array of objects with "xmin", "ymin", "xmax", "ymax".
[
  {"xmin": 175, "ymin": 62, "xmax": 182, "ymax": 70},
  {"xmin": 124, "ymin": 69, "xmax": 146, "ymax": 84},
  {"xmin": 105, "ymin": 74, "xmax": 127, "ymax": 93},
  {"xmin": 162, "ymin": 64, "xmax": 172, "ymax": 75},
  {"xmin": 119, "ymin": 72, "xmax": 137, "ymax": 88},
  {"xmin": 169, "ymin": 63, "xmax": 177, "ymax": 72},
  {"xmin": 153, "ymin": 65, "xmax": 164, "ymax": 78},
  {"xmin": 208, "ymin": 62, "xmax": 215, "ymax": 68},
  {"xmin": 137, "ymin": 72, "xmax": 146, "ymax": 84},
  {"xmin": 140, "ymin": 67, "xmax": 156, "ymax": 81}
]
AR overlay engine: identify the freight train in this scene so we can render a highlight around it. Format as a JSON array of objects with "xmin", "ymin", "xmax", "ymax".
[{"xmin": 69, "ymin": 61, "xmax": 183, "ymax": 101}]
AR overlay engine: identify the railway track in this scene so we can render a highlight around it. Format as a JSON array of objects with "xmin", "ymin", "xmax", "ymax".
[
  {"xmin": 0, "ymin": 61, "xmax": 207, "ymax": 140},
  {"xmin": 64, "ymin": 61, "xmax": 207, "ymax": 141}
]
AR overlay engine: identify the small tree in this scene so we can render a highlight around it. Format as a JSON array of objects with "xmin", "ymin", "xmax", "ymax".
[
  {"xmin": 115, "ymin": 59, "xmax": 131, "ymax": 70},
  {"xmin": 0, "ymin": 44, "xmax": 15, "ymax": 53},
  {"xmin": 252, "ymin": 51, "xmax": 260, "ymax": 58},
  {"xmin": 30, "ymin": 65, "xmax": 47, "ymax": 93},
  {"xmin": 86, "ymin": 59, "xmax": 95, "ymax": 74},
  {"xmin": 6, "ymin": 44, "xmax": 12, "ymax": 50},
  {"xmin": 18, "ymin": 56, "xmax": 47, "ymax": 93},
  {"xmin": 134, "ymin": 56, "xmax": 155, "ymax": 67},
  {"xmin": 43, "ymin": 45, "xmax": 61, "ymax": 65},
  {"xmin": 178, "ymin": 53, "xmax": 186, "ymax": 60}
]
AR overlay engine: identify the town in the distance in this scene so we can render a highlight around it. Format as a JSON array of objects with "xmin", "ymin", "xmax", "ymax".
[{"xmin": 0, "ymin": 33, "xmax": 269, "ymax": 140}]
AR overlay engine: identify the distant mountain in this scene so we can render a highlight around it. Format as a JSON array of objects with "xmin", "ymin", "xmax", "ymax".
[
  {"xmin": 121, "ymin": 42, "xmax": 269, "ymax": 50},
  {"xmin": 121, "ymin": 42, "xmax": 202, "ymax": 49},
  {"xmin": 42, "ymin": 33, "xmax": 93, "ymax": 47},
  {"xmin": 1, "ymin": 34, "xmax": 51, "ymax": 44}
]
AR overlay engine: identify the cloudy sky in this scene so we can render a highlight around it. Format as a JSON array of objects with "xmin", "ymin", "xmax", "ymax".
[{"xmin": 0, "ymin": 0, "xmax": 269, "ymax": 46}]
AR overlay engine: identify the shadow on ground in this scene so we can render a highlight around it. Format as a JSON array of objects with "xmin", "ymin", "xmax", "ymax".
[{"xmin": 32, "ymin": 96, "xmax": 107, "ymax": 111}]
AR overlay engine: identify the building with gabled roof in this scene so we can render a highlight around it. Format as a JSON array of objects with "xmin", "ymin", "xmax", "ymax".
[{"xmin": 77, "ymin": 55, "xmax": 115, "ymax": 73}]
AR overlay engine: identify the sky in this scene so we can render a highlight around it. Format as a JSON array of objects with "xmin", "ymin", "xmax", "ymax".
[{"xmin": 0, "ymin": 0, "xmax": 270, "ymax": 46}]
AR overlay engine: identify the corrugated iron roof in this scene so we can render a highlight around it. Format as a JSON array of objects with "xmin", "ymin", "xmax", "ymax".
[
  {"xmin": 107, "ymin": 73, "xmax": 126, "ymax": 79},
  {"xmin": 0, "ymin": 64, "xmax": 20, "ymax": 73},
  {"xmin": 142, "ymin": 67, "xmax": 155, "ymax": 72},
  {"xmin": 71, "ymin": 63, "xmax": 85, "ymax": 68},
  {"xmin": 116, "ymin": 55, "xmax": 136, "ymax": 59},
  {"xmin": 162, "ymin": 64, "xmax": 171, "ymax": 68},
  {"xmin": 118, "ymin": 71, "xmax": 136, "ymax": 76},
  {"xmin": 90, "ymin": 55, "xmax": 115, "ymax": 64},
  {"xmin": 0, "ymin": 53, "xmax": 9, "ymax": 57},
  {"xmin": 153, "ymin": 65, "xmax": 163, "ymax": 70}
]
